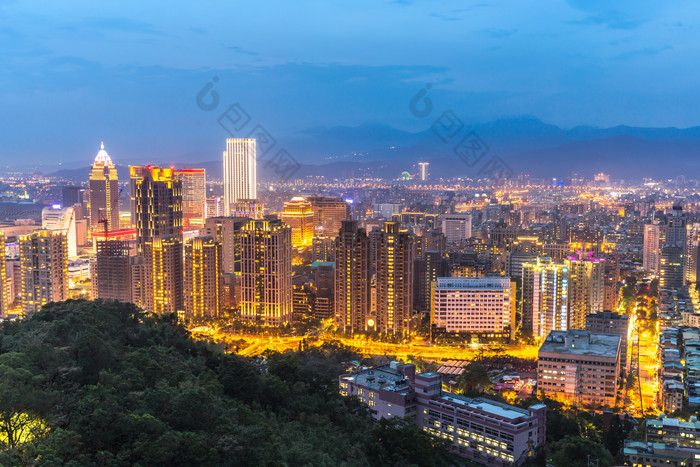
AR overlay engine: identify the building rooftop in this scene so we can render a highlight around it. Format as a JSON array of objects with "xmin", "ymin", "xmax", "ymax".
[
  {"xmin": 439, "ymin": 394, "xmax": 533, "ymax": 421},
  {"xmin": 539, "ymin": 330, "xmax": 620, "ymax": 358},
  {"xmin": 341, "ymin": 365, "xmax": 411, "ymax": 394}
]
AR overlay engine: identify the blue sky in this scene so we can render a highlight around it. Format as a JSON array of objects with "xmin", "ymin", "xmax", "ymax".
[{"xmin": 1, "ymin": 0, "xmax": 699, "ymax": 166}]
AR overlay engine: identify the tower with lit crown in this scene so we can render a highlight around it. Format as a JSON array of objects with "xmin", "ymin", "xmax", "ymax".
[{"xmin": 88, "ymin": 142, "xmax": 119, "ymax": 233}]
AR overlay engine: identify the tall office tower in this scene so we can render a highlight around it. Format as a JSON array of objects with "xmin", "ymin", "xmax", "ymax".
[
  {"xmin": 565, "ymin": 252, "xmax": 605, "ymax": 330},
  {"xmin": 129, "ymin": 165, "xmax": 148, "ymax": 227},
  {"xmin": 521, "ymin": 257, "xmax": 569, "ymax": 339},
  {"xmin": 441, "ymin": 213, "xmax": 472, "ymax": 243},
  {"xmin": 686, "ymin": 223, "xmax": 700, "ymax": 284},
  {"xmin": 431, "ymin": 277, "xmax": 516, "ymax": 340},
  {"xmin": 376, "ymin": 222, "xmax": 415, "ymax": 335},
  {"xmin": 230, "ymin": 199, "xmax": 264, "ymax": 219},
  {"xmin": 94, "ymin": 239, "xmax": 131, "ymax": 302},
  {"xmin": 666, "ymin": 205, "xmax": 687, "ymax": 249},
  {"xmin": 133, "ymin": 166, "xmax": 183, "ymax": 253},
  {"xmin": 42, "ymin": 205, "xmax": 77, "ymax": 258},
  {"xmin": 660, "ymin": 246, "xmax": 684, "ymax": 290},
  {"xmin": 643, "ymin": 222, "xmax": 663, "ymax": 274},
  {"xmin": 307, "ymin": 196, "xmax": 350, "ymax": 235},
  {"xmin": 603, "ymin": 255, "xmax": 620, "ymax": 312},
  {"xmin": 0, "ymin": 233, "xmax": 6, "ymax": 318},
  {"xmin": 281, "ymin": 197, "xmax": 314, "ymax": 250},
  {"xmin": 223, "ymin": 138, "xmax": 256, "ymax": 216},
  {"xmin": 239, "ymin": 218, "xmax": 292, "ymax": 325},
  {"xmin": 201, "ymin": 217, "xmax": 250, "ymax": 274},
  {"xmin": 334, "ymin": 220, "xmax": 372, "ymax": 332},
  {"xmin": 88, "ymin": 142, "xmax": 119, "ymax": 233},
  {"xmin": 19, "ymin": 230, "xmax": 68, "ymax": 315},
  {"xmin": 144, "ymin": 235, "xmax": 184, "ymax": 315},
  {"xmin": 418, "ymin": 162, "xmax": 429, "ymax": 181},
  {"xmin": 413, "ymin": 250, "xmax": 450, "ymax": 314},
  {"xmin": 174, "ymin": 169, "xmax": 206, "ymax": 230},
  {"xmin": 184, "ymin": 236, "xmax": 222, "ymax": 323},
  {"xmin": 62, "ymin": 186, "xmax": 84, "ymax": 208}
]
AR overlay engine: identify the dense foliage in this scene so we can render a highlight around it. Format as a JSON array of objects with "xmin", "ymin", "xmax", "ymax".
[{"xmin": 0, "ymin": 300, "xmax": 456, "ymax": 466}]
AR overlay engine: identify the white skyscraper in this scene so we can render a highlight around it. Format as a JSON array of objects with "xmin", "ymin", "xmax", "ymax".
[
  {"xmin": 223, "ymin": 138, "xmax": 256, "ymax": 216},
  {"xmin": 643, "ymin": 222, "xmax": 664, "ymax": 274}
]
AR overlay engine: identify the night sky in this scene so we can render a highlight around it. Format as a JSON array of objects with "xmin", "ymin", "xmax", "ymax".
[{"xmin": 1, "ymin": 0, "xmax": 698, "ymax": 166}]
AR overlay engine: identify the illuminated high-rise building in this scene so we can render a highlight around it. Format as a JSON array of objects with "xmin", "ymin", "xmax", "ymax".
[
  {"xmin": 643, "ymin": 222, "xmax": 664, "ymax": 274},
  {"xmin": 334, "ymin": 220, "xmax": 371, "ymax": 332},
  {"xmin": 223, "ymin": 138, "xmax": 256, "ymax": 216},
  {"xmin": 418, "ymin": 162, "xmax": 429, "ymax": 181},
  {"xmin": 603, "ymin": 255, "xmax": 620, "ymax": 312},
  {"xmin": 94, "ymin": 239, "xmax": 131, "ymax": 303},
  {"xmin": 413, "ymin": 250, "xmax": 450, "ymax": 314},
  {"xmin": 0, "ymin": 232, "xmax": 6, "ymax": 318},
  {"xmin": 129, "ymin": 165, "xmax": 148, "ymax": 227},
  {"xmin": 184, "ymin": 236, "xmax": 222, "ymax": 323},
  {"xmin": 431, "ymin": 277, "xmax": 515, "ymax": 340},
  {"xmin": 307, "ymin": 196, "xmax": 350, "ymax": 236},
  {"xmin": 565, "ymin": 252, "xmax": 605, "ymax": 330},
  {"xmin": 88, "ymin": 142, "xmax": 119, "ymax": 233},
  {"xmin": 686, "ymin": 223, "xmax": 700, "ymax": 284},
  {"xmin": 42, "ymin": 205, "xmax": 77, "ymax": 258},
  {"xmin": 144, "ymin": 235, "xmax": 183, "ymax": 315},
  {"xmin": 521, "ymin": 257, "xmax": 569, "ymax": 339},
  {"xmin": 660, "ymin": 246, "xmax": 684, "ymax": 290},
  {"xmin": 19, "ymin": 230, "xmax": 68, "ymax": 315},
  {"xmin": 132, "ymin": 166, "xmax": 183, "ymax": 253},
  {"xmin": 239, "ymin": 218, "xmax": 292, "ymax": 325},
  {"xmin": 281, "ymin": 197, "xmax": 314, "ymax": 250},
  {"xmin": 201, "ymin": 217, "xmax": 250, "ymax": 275},
  {"xmin": 174, "ymin": 169, "xmax": 206, "ymax": 229},
  {"xmin": 375, "ymin": 222, "xmax": 415, "ymax": 335},
  {"xmin": 441, "ymin": 213, "xmax": 472, "ymax": 244}
]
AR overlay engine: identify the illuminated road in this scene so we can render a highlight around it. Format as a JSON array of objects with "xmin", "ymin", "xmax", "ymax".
[{"xmin": 191, "ymin": 327, "xmax": 539, "ymax": 362}]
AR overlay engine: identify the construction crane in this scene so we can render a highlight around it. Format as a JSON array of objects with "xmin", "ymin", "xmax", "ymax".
[{"xmin": 97, "ymin": 187, "xmax": 123, "ymax": 237}]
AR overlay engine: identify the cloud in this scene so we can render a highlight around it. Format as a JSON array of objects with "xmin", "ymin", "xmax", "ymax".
[
  {"xmin": 227, "ymin": 46, "xmax": 259, "ymax": 56},
  {"xmin": 483, "ymin": 28, "xmax": 517, "ymax": 39},
  {"xmin": 568, "ymin": 11, "xmax": 646, "ymax": 30},
  {"xmin": 613, "ymin": 45, "xmax": 673, "ymax": 61}
]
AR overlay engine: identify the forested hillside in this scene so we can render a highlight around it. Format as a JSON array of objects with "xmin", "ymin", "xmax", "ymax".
[{"xmin": 0, "ymin": 300, "xmax": 456, "ymax": 466}]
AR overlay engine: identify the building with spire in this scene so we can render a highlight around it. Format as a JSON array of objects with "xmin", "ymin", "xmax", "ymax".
[{"xmin": 88, "ymin": 142, "xmax": 119, "ymax": 234}]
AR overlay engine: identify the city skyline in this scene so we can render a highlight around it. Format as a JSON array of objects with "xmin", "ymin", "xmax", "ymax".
[{"xmin": 5, "ymin": 3, "xmax": 700, "ymax": 465}]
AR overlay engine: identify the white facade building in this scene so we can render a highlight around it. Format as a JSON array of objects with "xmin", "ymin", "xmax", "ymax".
[
  {"xmin": 431, "ymin": 277, "xmax": 515, "ymax": 340},
  {"xmin": 42, "ymin": 205, "xmax": 77, "ymax": 258},
  {"xmin": 223, "ymin": 138, "xmax": 257, "ymax": 216},
  {"xmin": 441, "ymin": 213, "xmax": 472, "ymax": 244}
]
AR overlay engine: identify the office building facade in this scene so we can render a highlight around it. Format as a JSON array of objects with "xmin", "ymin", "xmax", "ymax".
[
  {"xmin": 334, "ymin": 220, "xmax": 372, "ymax": 332},
  {"xmin": 239, "ymin": 218, "xmax": 292, "ymax": 325},
  {"xmin": 223, "ymin": 138, "xmax": 256, "ymax": 216},
  {"xmin": 19, "ymin": 230, "xmax": 69, "ymax": 315}
]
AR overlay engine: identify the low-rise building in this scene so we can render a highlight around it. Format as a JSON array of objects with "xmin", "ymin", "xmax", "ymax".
[
  {"xmin": 340, "ymin": 362, "xmax": 546, "ymax": 466},
  {"xmin": 624, "ymin": 440, "xmax": 700, "ymax": 467},
  {"xmin": 537, "ymin": 330, "xmax": 621, "ymax": 408}
]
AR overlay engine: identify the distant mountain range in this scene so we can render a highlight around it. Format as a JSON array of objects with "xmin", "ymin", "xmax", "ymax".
[{"xmin": 48, "ymin": 117, "xmax": 700, "ymax": 181}]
